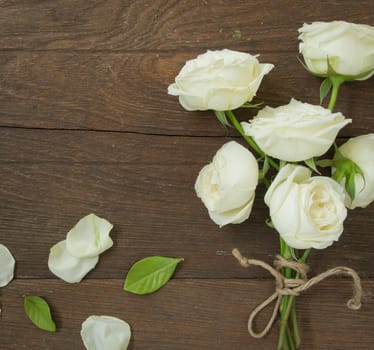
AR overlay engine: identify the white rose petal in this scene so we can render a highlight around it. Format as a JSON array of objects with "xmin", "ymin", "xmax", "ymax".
[
  {"xmin": 337, "ymin": 134, "xmax": 374, "ymax": 208},
  {"xmin": 81, "ymin": 315, "xmax": 131, "ymax": 350},
  {"xmin": 48, "ymin": 240, "xmax": 99, "ymax": 283},
  {"xmin": 168, "ymin": 49, "xmax": 273, "ymax": 111},
  {"xmin": 0, "ymin": 244, "xmax": 15, "ymax": 287},
  {"xmin": 66, "ymin": 214, "xmax": 113, "ymax": 258},
  {"xmin": 298, "ymin": 21, "xmax": 374, "ymax": 80},
  {"xmin": 195, "ymin": 141, "xmax": 258, "ymax": 227},
  {"xmin": 265, "ymin": 164, "xmax": 347, "ymax": 249},
  {"xmin": 242, "ymin": 99, "xmax": 351, "ymax": 162}
]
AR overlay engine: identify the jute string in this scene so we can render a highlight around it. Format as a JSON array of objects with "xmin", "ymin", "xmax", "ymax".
[{"xmin": 232, "ymin": 248, "xmax": 362, "ymax": 339}]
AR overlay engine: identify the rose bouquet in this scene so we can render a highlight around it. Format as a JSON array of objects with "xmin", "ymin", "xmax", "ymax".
[{"xmin": 168, "ymin": 21, "xmax": 374, "ymax": 349}]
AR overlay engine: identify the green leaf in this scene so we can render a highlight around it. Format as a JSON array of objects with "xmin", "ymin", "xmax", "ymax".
[
  {"xmin": 240, "ymin": 101, "xmax": 264, "ymax": 109},
  {"xmin": 265, "ymin": 218, "xmax": 274, "ymax": 229},
  {"xmin": 24, "ymin": 296, "xmax": 56, "ymax": 332},
  {"xmin": 214, "ymin": 110, "xmax": 231, "ymax": 128},
  {"xmin": 332, "ymin": 157, "xmax": 366, "ymax": 202},
  {"xmin": 304, "ymin": 158, "xmax": 321, "ymax": 174},
  {"xmin": 262, "ymin": 156, "xmax": 270, "ymax": 177},
  {"xmin": 279, "ymin": 160, "xmax": 287, "ymax": 169},
  {"xmin": 319, "ymin": 78, "xmax": 332, "ymax": 105},
  {"xmin": 316, "ymin": 159, "xmax": 333, "ymax": 168},
  {"xmin": 345, "ymin": 172, "xmax": 356, "ymax": 201},
  {"xmin": 124, "ymin": 256, "xmax": 183, "ymax": 295}
]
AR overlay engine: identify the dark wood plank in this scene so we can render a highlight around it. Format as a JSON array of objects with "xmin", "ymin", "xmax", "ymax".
[
  {"xmin": 0, "ymin": 52, "xmax": 373, "ymax": 136},
  {"xmin": 0, "ymin": 0, "xmax": 372, "ymax": 51},
  {"xmin": 1, "ymin": 129, "xmax": 373, "ymax": 279},
  {"xmin": 1, "ymin": 279, "xmax": 373, "ymax": 349}
]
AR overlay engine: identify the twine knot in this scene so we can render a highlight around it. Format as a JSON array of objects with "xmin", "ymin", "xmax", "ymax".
[{"xmin": 232, "ymin": 248, "xmax": 362, "ymax": 339}]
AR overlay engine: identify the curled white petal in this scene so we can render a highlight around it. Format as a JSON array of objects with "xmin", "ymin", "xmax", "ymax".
[
  {"xmin": 66, "ymin": 214, "xmax": 113, "ymax": 258},
  {"xmin": 0, "ymin": 244, "xmax": 15, "ymax": 287},
  {"xmin": 242, "ymin": 99, "xmax": 351, "ymax": 162},
  {"xmin": 265, "ymin": 164, "xmax": 347, "ymax": 249},
  {"xmin": 81, "ymin": 315, "xmax": 131, "ymax": 350},
  {"xmin": 168, "ymin": 49, "xmax": 273, "ymax": 111},
  {"xmin": 195, "ymin": 141, "xmax": 258, "ymax": 226},
  {"xmin": 48, "ymin": 240, "xmax": 99, "ymax": 283}
]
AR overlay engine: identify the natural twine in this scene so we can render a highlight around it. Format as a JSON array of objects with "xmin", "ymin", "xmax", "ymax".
[{"xmin": 232, "ymin": 248, "xmax": 362, "ymax": 339}]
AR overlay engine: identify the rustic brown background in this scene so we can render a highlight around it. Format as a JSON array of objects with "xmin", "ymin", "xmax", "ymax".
[{"xmin": 0, "ymin": 1, "xmax": 373, "ymax": 349}]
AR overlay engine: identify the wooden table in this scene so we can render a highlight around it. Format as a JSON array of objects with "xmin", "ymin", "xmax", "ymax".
[{"xmin": 0, "ymin": 1, "xmax": 373, "ymax": 349}]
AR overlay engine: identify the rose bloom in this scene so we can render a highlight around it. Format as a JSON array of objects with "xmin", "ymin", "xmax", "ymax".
[
  {"xmin": 241, "ymin": 99, "xmax": 351, "ymax": 162},
  {"xmin": 298, "ymin": 21, "xmax": 374, "ymax": 80},
  {"xmin": 265, "ymin": 165, "xmax": 347, "ymax": 249},
  {"xmin": 168, "ymin": 49, "xmax": 273, "ymax": 111},
  {"xmin": 195, "ymin": 141, "xmax": 258, "ymax": 227},
  {"xmin": 335, "ymin": 134, "xmax": 374, "ymax": 209}
]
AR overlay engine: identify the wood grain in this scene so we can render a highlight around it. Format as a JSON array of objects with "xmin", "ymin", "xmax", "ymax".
[
  {"xmin": 0, "ymin": 129, "xmax": 373, "ymax": 279},
  {"xmin": 0, "ymin": 52, "xmax": 373, "ymax": 135},
  {"xmin": 1, "ymin": 1, "xmax": 373, "ymax": 349},
  {"xmin": 0, "ymin": 0, "xmax": 372, "ymax": 51},
  {"xmin": 1, "ymin": 279, "xmax": 373, "ymax": 349}
]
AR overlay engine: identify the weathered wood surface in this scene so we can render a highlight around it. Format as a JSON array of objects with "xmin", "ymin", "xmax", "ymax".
[
  {"xmin": 0, "ymin": 0, "xmax": 373, "ymax": 349},
  {"xmin": 2, "ymin": 280, "xmax": 373, "ymax": 350},
  {"xmin": 0, "ymin": 129, "xmax": 373, "ymax": 280},
  {"xmin": 0, "ymin": 0, "xmax": 372, "ymax": 51},
  {"xmin": 0, "ymin": 52, "xmax": 373, "ymax": 135}
]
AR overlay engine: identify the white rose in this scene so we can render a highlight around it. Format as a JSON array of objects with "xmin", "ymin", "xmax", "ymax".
[
  {"xmin": 335, "ymin": 134, "xmax": 374, "ymax": 209},
  {"xmin": 241, "ymin": 99, "xmax": 351, "ymax": 162},
  {"xmin": 265, "ymin": 165, "xmax": 347, "ymax": 249},
  {"xmin": 195, "ymin": 141, "xmax": 258, "ymax": 227},
  {"xmin": 168, "ymin": 49, "xmax": 273, "ymax": 111},
  {"xmin": 298, "ymin": 21, "xmax": 374, "ymax": 80}
]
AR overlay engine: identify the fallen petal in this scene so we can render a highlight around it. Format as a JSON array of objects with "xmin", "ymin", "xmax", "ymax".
[
  {"xmin": 81, "ymin": 315, "xmax": 131, "ymax": 350},
  {"xmin": 48, "ymin": 240, "xmax": 99, "ymax": 283},
  {"xmin": 66, "ymin": 214, "xmax": 113, "ymax": 258},
  {"xmin": 0, "ymin": 243, "xmax": 15, "ymax": 287}
]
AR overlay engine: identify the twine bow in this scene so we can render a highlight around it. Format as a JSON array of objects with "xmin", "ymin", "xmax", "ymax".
[{"xmin": 232, "ymin": 248, "xmax": 362, "ymax": 339}]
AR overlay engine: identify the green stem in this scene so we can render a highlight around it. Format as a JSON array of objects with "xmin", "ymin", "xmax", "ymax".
[
  {"xmin": 277, "ymin": 247, "xmax": 311, "ymax": 350},
  {"xmin": 286, "ymin": 325, "xmax": 295, "ymax": 350},
  {"xmin": 291, "ymin": 301, "xmax": 300, "ymax": 348},
  {"xmin": 327, "ymin": 76, "xmax": 345, "ymax": 111},
  {"xmin": 225, "ymin": 110, "xmax": 279, "ymax": 171}
]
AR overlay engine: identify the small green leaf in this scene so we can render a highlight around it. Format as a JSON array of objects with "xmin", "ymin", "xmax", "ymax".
[
  {"xmin": 214, "ymin": 110, "xmax": 231, "ymax": 128},
  {"xmin": 345, "ymin": 172, "xmax": 356, "ymax": 201},
  {"xmin": 241, "ymin": 101, "xmax": 264, "ymax": 109},
  {"xmin": 316, "ymin": 159, "xmax": 333, "ymax": 168},
  {"xmin": 304, "ymin": 158, "xmax": 321, "ymax": 174},
  {"xmin": 332, "ymin": 157, "xmax": 366, "ymax": 202},
  {"xmin": 265, "ymin": 218, "xmax": 274, "ymax": 229},
  {"xmin": 319, "ymin": 78, "xmax": 332, "ymax": 105},
  {"xmin": 262, "ymin": 156, "xmax": 270, "ymax": 177},
  {"xmin": 124, "ymin": 256, "xmax": 183, "ymax": 295},
  {"xmin": 24, "ymin": 296, "xmax": 56, "ymax": 332}
]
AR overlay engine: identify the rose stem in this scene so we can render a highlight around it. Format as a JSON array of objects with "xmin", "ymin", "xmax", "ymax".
[
  {"xmin": 291, "ymin": 302, "xmax": 300, "ymax": 347},
  {"xmin": 225, "ymin": 110, "xmax": 279, "ymax": 171},
  {"xmin": 286, "ymin": 325, "xmax": 295, "ymax": 350},
  {"xmin": 277, "ymin": 248, "xmax": 311, "ymax": 350},
  {"xmin": 327, "ymin": 76, "xmax": 345, "ymax": 111}
]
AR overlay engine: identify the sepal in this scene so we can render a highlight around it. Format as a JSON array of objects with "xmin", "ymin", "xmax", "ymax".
[{"xmin": 332, "ymin": 156, "xmax": 365, "ymax": 201}]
